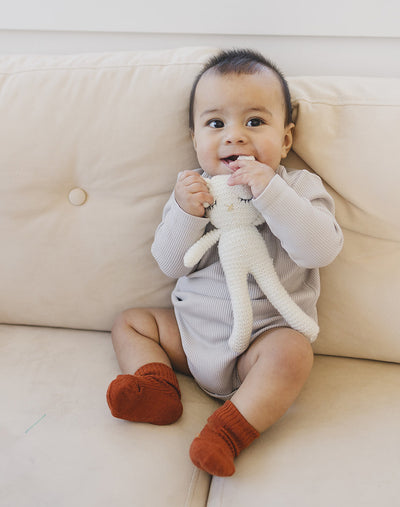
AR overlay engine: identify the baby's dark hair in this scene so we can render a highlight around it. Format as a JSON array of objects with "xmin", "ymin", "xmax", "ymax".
[{"xmin": 189, "ymin": 48, "xmax": 293, "ymax": 130}]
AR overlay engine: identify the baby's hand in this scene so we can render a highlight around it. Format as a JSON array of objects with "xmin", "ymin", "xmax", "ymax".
[
  {"xmin": 227, "ymin": 157, "xmax": 275, "ymax": 198},
  {"xmin": 175, "ymin": 170, "xmax": 214, "ymax": 217}
]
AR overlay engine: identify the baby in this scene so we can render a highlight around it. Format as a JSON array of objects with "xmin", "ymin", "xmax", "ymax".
[{"xmin": 107, "ymin": 49, "xmax": 343, "ymax": 477}]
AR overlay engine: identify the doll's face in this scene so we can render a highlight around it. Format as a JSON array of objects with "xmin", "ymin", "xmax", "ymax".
[
  {"xmin": 191, "ymin": 70, "xmax": 294, "ymax": 176},
  {"xmin": 205, "ymin": 175, "xmax": 264, "ymax": 228}
]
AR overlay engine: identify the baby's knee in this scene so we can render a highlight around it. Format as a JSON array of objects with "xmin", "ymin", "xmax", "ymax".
[
  {"xmin": 112, "ymin": 308, "xmax": 133, "ymax": 333},
  {"xmin": 274, "ymin": 330, "xmax": 314, "ymax": 381},
  {"xmin": 111, "ymin": 309, "xmax": 132, "ymax": 345},
  {"xmin": 112, "ymin": 308, "xmax": 148, "ymax": 337},
  {"xmin": 254, "ymin": 329, "xmax": 314, "ymax": 381},
  {"xmin": 112, "ymin": 307, "xmax": 165, "ymax": 345}
]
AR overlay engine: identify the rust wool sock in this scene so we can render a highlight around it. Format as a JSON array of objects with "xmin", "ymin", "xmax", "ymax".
[
  {"xmin": 106, "ymin": 362, "xmax": 183, "ymax": 425},
  {"xmin": 190, "ymin": 400, "xmax": 260, "ymax": 476}
]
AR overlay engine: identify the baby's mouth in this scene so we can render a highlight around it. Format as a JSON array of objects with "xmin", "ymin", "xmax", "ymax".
[
  {"xmin": 221, "ymin": 155, "xmax": 239, "ymax": 165},
  {"xmin": 221, "ymin": 155, "xmax": 255, "ymax": 165}
]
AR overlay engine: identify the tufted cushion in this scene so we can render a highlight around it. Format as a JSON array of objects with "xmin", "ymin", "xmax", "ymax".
[
  {"xmin": 0, "ymin": 47, "xmax": 216, "ymax": 330},
  {"xmin": 288, "ymin": 77, "xmax": 400, "ymax": 362}
]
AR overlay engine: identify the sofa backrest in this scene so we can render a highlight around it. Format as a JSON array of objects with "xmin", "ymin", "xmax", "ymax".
[
  {"xmin": 0, "ymin": 47, "xmax": 215, "ymax": 330},
  {"xmin": 0, "ymin": 47, "xmax": 399, "ymax": 362},
  {"xmin": 288, "ymin": 77, "xmax": 400, "ymax": 362}
]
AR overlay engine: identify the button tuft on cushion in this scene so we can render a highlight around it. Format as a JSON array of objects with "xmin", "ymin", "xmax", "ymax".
[{"xmin": 69, "ymin": 188, "xmax": 87, "ymax": 206}]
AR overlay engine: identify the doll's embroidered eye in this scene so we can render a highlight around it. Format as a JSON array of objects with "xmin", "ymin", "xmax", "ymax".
[{"xmin": 239, "ymin": 197, "xmax": 252, "ymax": 203}]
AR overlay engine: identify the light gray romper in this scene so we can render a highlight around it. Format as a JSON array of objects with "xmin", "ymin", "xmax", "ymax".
[{"xmin": 151, "ymin": 166, "xmax": 343, "ymax": 399}]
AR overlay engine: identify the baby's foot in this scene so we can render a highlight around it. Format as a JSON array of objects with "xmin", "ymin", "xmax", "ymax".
[
  {"xmin": 107, "ymin": 362, "xmax": 183, "ymax": 425},
  {"xmin": 190, "ymin": 401, "xmax": 259, "ymax": 476}
]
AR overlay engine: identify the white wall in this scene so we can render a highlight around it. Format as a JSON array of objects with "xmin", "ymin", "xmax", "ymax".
[
  {"xmin": 2, "ymin": 0, "xmax": 399, "ymax": 37},
  {"xmin": 1, "ymin": 0, "xmax": 399, "ymax": 77}
]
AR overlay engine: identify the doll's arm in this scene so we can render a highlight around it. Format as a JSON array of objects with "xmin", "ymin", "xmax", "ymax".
[{"xmin": 184, "ymin": 228, "xmax": 221, "ymax": 268}]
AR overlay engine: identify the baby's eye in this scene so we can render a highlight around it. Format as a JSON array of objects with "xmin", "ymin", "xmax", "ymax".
[
  {"xmin": 207, "ymin": 119, "xmax": 224, "ymax": 129},
  {"xmin": 246, "ymin": 118, "xmax": 265, "ymax": 127}
]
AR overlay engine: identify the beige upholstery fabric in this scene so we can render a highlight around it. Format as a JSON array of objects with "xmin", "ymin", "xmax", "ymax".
[
  {"xmin": 2, "ymin": 325, "xmax": 400, "ymax": 506},
  {"xmin": 208, "ymin": 355, "xmax": 400, "ymax": 506},
  {"xmin": 0, "ymin": 47, "xmax": 216, "ymax": 331},
  {"xmin": 0, "ymin": 324, "xmax": 219, "ymax": 507},
  {"xmin": 288, "ymin": 77, "xmax": 400, "ymax": 362}
]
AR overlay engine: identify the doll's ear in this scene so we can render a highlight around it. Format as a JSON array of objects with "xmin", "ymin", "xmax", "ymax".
[
  {"xmin": 202, "ymin": 178, "xmax": 214, "ymax": 208},
  {"xmin": 203, "ymin": 177, "xmax": 212, "ymax": 194}
]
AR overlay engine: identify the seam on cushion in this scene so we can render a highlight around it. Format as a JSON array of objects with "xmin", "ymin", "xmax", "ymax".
[
  {"xmin": 207, "ymin": 477, "xmax": 225, "ymax": 507},
  {"xmin": 0, "ymin": 61, "xmax": 207, "ymax": 77},
  {"xmin": 184, "ymin": 466, "xmax": 211, "ymax": 507},
  {"xmin": 340, "ymin": 224, "xmax": 400, "ymax": 243},
  {"xmin": 292, "ymin": 98, "xmax": 400, "ymax": 108}
]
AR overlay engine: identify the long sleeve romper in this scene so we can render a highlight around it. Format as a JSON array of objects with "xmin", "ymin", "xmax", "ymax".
[{"xmin": 151, "ymin": 166, "xmax": 343, "ymax": 398}]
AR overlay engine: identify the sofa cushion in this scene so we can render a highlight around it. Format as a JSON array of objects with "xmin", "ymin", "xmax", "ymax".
[
  {"xmin": 207, "ymin": 355, "xmax": 400, "ymax": 507},
  {"xmin": 0, "ymin": 47, "xmax": 217, "ymax": 331},
  {"xmin": 287, "ymin": 77, "xmax": 400, "ymax": 362},
  {"xmin": 0, "ymin": 324, "xmax": 219, "ymax": 507}
]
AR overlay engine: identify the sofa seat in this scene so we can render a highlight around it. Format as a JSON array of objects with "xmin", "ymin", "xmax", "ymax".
[
  {"xmin": 0, "ymin": 324, "xmax": 218, "ymax": 507},
  {"xmin": 2, "ymin": 324, "xmax": 400, "ymax": 506},
  {"xmin": 209, "ymin": 355, "xmax": 400, "ymax": 506}
]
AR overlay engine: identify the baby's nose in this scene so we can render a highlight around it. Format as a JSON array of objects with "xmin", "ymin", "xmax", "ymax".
[{"xmin": 224, "ymin": 126, "xmax": 247, "ymax": 144}]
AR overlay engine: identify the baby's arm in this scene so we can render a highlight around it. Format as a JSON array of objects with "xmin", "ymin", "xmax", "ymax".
[
  {"xmin": 254, "ymin": 169, "xmax": 343, "ymax": 268},
  {"xmin": 151, "ymin": 191, "xmax": 209, "ymax": 278},
  {"xmin": 175, "ymin": 170, "xmax": 214, "ymax": 217}
]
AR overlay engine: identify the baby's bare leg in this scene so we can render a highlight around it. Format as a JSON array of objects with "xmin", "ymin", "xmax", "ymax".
[
  {"xmin": 233, "ymin": 327, "xmax": 314, "ymax": 432},
  {"xmin": 190, "ymin": 327, "xmax": 313, "ymax": 476},
  {"xmin": 111, "ymin": 307, "xmax": 190, "ymax": 375},
  {"xmin": 107, "ymin": 307, "xmax": 190, "ymax": 425}
]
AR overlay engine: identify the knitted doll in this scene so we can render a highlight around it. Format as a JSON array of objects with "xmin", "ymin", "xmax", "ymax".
[{"xmin": 184, "ymin": 173, "xmax": 319, "ymax": 354}]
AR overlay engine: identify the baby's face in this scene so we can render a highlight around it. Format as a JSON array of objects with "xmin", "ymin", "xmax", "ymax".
[{"xmin": 191, "ymin": 70, "xmax": 294, "ymax": 176}]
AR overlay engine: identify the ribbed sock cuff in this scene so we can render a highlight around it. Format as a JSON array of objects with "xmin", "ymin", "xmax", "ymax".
[
  {"xmin": 209, "ymin": 401, "xmax": 260, "ymax": 456},
  {"xmin": 135, "ymin": 362, "xmax": 181, "ymax": 397}
]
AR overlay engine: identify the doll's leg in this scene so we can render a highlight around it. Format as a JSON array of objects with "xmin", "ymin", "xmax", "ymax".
[
  {"xmin": 251, "ymin": 262, "xmax": 319, "ymax": 342},
  {"xmin": 107, "ymin": 308, "xmax": 190, "ymax": 425},
  {"xmin": 223, "ymin": 268, "xmax": 253, "ymax": 354}
]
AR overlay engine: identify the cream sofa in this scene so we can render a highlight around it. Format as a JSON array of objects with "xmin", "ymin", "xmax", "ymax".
[{"xmin": 1, "ymin": 46, "xmax": 399, "ymax": 507}]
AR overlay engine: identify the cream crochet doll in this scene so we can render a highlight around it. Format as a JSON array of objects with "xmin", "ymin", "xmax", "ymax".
[{"xmin": 184, "ymin": 172, "xmax": 319, "ymax": 354}]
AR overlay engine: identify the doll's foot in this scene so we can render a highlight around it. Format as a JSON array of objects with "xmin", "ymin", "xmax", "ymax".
[
  {"xmin": 190, "ymin": 401, "xmax": 259, "ymax": 476},
  {"xmin": 107, "ymin": 362, "xmax": 183, "ymax": 425}
]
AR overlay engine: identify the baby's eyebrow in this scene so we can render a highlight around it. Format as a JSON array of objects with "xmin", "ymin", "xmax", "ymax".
[
  {"xmin": 200, "ymin": 108, "xmax": 221, "ymax": 118},
  {"xmin": 247, "ymin": 107, "xmax": 273, "ymax": 117},
  {"xmin": 199, "ymin": 106, "xmax": 273, "ymax": 119}
]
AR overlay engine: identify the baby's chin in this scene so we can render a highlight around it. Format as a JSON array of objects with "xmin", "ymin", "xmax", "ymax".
[{"xmin": 204, "ymin": 163, "xmax": 233, "ymax": 177}]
